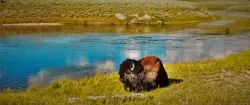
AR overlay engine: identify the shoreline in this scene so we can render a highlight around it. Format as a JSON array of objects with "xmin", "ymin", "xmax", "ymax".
[
  {"xmin": 0, "ymin": 18, "xmax": 217, "ymax": 27},
  {"xmin": 1, "ymin": 23, "xmax": 64, "ymax": 26}
]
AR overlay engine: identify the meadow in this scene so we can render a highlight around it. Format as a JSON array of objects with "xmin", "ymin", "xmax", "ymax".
[
  {"xmin": 0, "ymin": 0, "xmax": 217, "ymax": 24},
  {"xmin": 182, "ymin": 0, "xmax": 250, "ymax": 11},
  {"xmin": 0, "ymin": 49, "xmax": 249, "ymax": 105}
]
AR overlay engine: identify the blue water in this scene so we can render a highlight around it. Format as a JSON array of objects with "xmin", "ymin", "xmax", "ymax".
[{"xmin": 0, "ymin": 31, "xmax": 250, "ymax": 90}]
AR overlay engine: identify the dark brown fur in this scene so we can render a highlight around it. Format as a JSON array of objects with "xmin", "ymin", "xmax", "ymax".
[
  {"xmin": 119, "ymin": 59, "xmax": 144, "ymax": 92},
  {"xmin": 139, "ymin": 56, "xmax": 169, "ymax": 91}
]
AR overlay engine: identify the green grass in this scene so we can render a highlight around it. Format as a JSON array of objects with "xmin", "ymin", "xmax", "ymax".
[
  {"xmin": 226, "ymin": 5, "xmax": 250, "ymax": 12},
  {"xmin": 197, "ymin": 2, "xmax": 241, "ymax": 10},
  {"xmin": 1, "ymin": 49, "xmax": 250, "ymax": 105},
  {"xmin": 0, "ymin": 0, "xmax": 217, "ymax": 24},
  {"xmin": 181, "ymin": 0, "xmax": 250, "ymax": 10}
]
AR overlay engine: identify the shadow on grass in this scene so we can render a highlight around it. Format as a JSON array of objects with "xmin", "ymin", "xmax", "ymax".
[{"xmin": 169, "ymin": 78, "xmax": 183, "ymax": 85}]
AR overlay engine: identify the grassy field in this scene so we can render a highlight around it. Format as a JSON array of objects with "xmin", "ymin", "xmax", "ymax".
[
  {"xmin": 0, "ymin": 0, "xmax": 217, "ymax": 24},
  {"xmin": 181, "ymin": 0, "xmax": 250, "ymax": 11},
  {"xmin": 0, "ymin": 49, "xmax": 249, "ymax": 105},
  {"xmin": 226, "ymin": 5, "xmax": 250, "ymax": 12}
]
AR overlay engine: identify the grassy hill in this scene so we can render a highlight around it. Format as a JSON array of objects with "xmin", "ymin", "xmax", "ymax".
[
  {"xmin": 181, "ymin": 0, "xmax": 250, "ymax": 11},
  {"xmin": 0, "ymin": 0, "xmax": 217, "ymax": 24}
]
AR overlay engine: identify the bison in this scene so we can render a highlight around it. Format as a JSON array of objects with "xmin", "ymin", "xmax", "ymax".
[{"xmin": 119, "ymin": 56, "xmax": 169, "ymax": 92}]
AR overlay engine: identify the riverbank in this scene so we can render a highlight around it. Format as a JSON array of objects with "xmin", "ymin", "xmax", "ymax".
[
  {"xmin": 0, "ymin": 49, "xmax": 249, "ymax": 105},
  {"xmin": 0, "ymin": 19, "xmax": 211, "ymax": 26},
  {"xmin": 0, "ymin": 0, "xmax": 217, "ymax": 25},
  {"xmin": 1, "ymin": 23, "xmax": 64, "ymax": 26}
]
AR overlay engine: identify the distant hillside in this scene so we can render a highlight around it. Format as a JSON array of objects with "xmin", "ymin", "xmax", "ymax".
[
  {"xmin": 180, "ymin": 0, "xmax": 250, "ymax": 10},
  {"xmin": 0, "ymin": 0, "xmax": 217, "ymax": 24}
]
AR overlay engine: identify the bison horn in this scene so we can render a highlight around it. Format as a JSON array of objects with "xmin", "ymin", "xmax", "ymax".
[{"xmin": 131, "ymin": 62, "xmax": 135, "ymax": 71}]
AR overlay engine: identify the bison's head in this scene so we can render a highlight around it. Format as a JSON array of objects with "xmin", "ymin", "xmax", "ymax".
[{"xmin": 119, "ymin": 59, "xmax": 143, "ymax": 91}]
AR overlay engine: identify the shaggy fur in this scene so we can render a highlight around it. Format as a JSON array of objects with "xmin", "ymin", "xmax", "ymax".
[
  {"xmin": 119, "ymin": 56, "xmax": 169, "ymax": 92},
  {"xmin": 119, "ymin": 59, "xmax": 144, "ymax": 92},
  {"xmin": 139, "ymin": 56, "xmax": 169, "ymax": 91}
]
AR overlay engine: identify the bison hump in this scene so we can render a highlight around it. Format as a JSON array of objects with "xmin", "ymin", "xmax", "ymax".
[{"xmin": 139, "ymin": 56, "xmax": 161, "ymax": 72}]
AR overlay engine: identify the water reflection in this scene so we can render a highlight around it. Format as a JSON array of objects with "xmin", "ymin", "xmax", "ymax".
[
  {"xmin": 0, "ymin": 24, "xmax": 197, "ymax": 36},
  {"xmin": 199, "ymin": 20, "xmax": 234, "ymax": 26},
  {"xmin": 29, "ymin": 59, "xmax": 117, "ymax": 87},
  {"xmin": 213, "ymin": 10, "xmax": 250, "ymax": 18},
  {"xmin": 1, "ymin": 32, "xmax": 250, "ymax": 89},
  {"xmin": 95, "ymin": 60, "xmax": 116, "ymax": 74},
  {"xmin": 125, "ymin": 50, "xmax": 141, "ymax": 60}
]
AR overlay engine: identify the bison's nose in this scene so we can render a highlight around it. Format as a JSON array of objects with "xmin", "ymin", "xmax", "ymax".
[{"xmin": 126, "ymin": 70, "xmax": 132, "ymax": 74}]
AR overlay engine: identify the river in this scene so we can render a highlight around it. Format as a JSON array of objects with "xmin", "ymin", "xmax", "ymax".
[{"xmin": 0, "ymin": 10, "xmax": 250, "ymax": 90}]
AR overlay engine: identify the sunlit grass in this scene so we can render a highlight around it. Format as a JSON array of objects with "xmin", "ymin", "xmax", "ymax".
[
  {"xmin": 0, "ymin": 49, "xmax": 250, "ymax": 105},
  {"xmin": 226, "ymin": 5, "xmax": 250, "ymax": 12},
  {"xmin": 182, "ymin": 0, "xmax": 250, "ymax": 11}
]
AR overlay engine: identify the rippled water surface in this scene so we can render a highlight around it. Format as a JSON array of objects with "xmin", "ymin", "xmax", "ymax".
[{"xmin": 0, "ymin": 11, "xmax": 250, "ymax": 90}]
